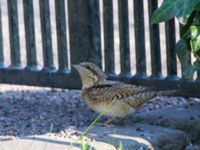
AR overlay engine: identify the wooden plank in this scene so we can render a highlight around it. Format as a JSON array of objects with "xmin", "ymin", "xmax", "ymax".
[
  {"xmin": 39, "ymin": 0, "xmax": 55, "ymax": 70},
  {"xmin": 55, "ymin": 0, "xmax": 68, "ymax": 72},
  {"xmin": 134, "ymin": 0, "xmax": 146, "ymax": 77},
  {"xmin": 68, "ymin": 0, "xmax": 102, "ymax": 67},
  {"xmin": 103, "ymin": 0, "xmax": 115, "ymax": 74},
  {"xmin": 118, "ymin": 0, "xmax": 130, "ymax": 74},
  {"xmin": 7, "ymin": 0, "xmax": 21, "ymax": 67},
  {"xmin": 23, "ymin": 0, "xmax": 37, "ymax": 69}
]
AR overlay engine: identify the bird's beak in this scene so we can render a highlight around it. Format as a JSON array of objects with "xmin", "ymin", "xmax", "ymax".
[
  {"xmin": 72, "ymin": 64, "xmax": 79, "ymax": 70},
  {"xmin": 72, "ymin": 64, "xmax": 85, "ymax": 75}
]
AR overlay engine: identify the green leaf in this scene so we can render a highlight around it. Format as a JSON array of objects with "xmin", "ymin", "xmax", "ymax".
[
  {"xmin": 190, "ymin": 26, "xmax": 198, "ymax": 38},
  {"xmin": 151, "ymin": 0, "xmax": 180, "ymax": 24},
  {"xmin": 176, "ymin": 39, "xmax": 190, "ymax": 67},
  {"xmin": 119, "ymin": 140, "xmax": 123, "ymax": 150},
  {"xmin": 151, "ymin": 0, "xmax": 199, "ymax": 24},
  {"xmin": 176, "ymin": 39, "xmax": 195, "ymax": 79},
  {"xmin": 183, "ymin": 65, "xmax": 196, "ymax": 79},
  {"xmin": 193, "ymin": 60, "xmax": 200, "ymax": 71},
  {"xmin": 192, "ymin": 37, "xmax": 200, "ymax": 52},
  {"xmin": 180, "ymin": 11, "xmax": 196, "ymax": 37},
  {"xmin": 195, "ymin": 2, "xmax": 200, "ymax": 10},
  {"xmin": 176, "ymin": 0, "xmax": 199, "ymax": 24},
  {"xmin": 190, "ymin": 25, "xmax": 200, "ymax": 60}
]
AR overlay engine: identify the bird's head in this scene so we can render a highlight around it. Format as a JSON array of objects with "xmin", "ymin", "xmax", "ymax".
[{"xmin": 73, "ymin": 62, "xmax": 107, "ymax": 89}]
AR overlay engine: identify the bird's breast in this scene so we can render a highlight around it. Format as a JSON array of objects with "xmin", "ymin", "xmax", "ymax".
[{"xmin": 82, "ymin": 92, "xmax": 136, "ymax": 117}]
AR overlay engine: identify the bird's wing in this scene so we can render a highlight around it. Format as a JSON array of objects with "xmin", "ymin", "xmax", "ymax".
[
  {"xmin": 83, "ymin": 81, "xmax": 177, "ymax": 109},
  {"xmin": 84, "ymin": 82, "xmax": 152, "ymax": 106},
  {"xmin": 109, "ymin": 83, "xmax": 155, "ymax": 108}
]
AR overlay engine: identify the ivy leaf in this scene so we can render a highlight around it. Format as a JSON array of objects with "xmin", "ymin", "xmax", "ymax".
[
  {"xmin": 190, "ymin": 25, "xmax": 200, "ymax": 60},
  {"xmin": 195, "ymin": 2, "xmax": 200, "ymax": 11},
  {"xmin": 184, "ymin": 65, "xmax": 196, "ymax": 79},
  {"xmin": 176, "ymin": 0, "xmax": 199, "ymax": 24},
  {"xmin": 193, "ymin": 60, "xmax": 200, "ymax": 71},
  {"xmin": 176, "ymin": 39, "xmax": 190, "ymax": 67},
  {"xmin": 151, "ymin": 0, "xmax": 199, "ymax": 24},
  {"xmin": 176, "ymin": 39, "xmax": 195, "ymax": 79},
  {"xmin": 151, "ymin": 0, "xmax": 181, "ymax": 24},
  {"xmin": 180, "ymin": 11, "xmax": 196, "ymax": 38}
]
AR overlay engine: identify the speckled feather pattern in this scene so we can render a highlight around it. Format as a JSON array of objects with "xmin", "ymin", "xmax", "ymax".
[
  {"xmin": 73, "ymin": 62, "xmax": 177, "ymax": 118},
  {"xmin": 81, "ymin": 82, "xmax": 176, "ymax": 117}
]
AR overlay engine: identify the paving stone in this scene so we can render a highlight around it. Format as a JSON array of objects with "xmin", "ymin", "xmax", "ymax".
[
  {"xmin": 133, "ymin": 103, "xmax": 200, "ymax": 143},
  {"xmin": 0, "ymin": 134, "xmax": 115, "ymax": 150},
  {"xmin": 0, "ymin": 123, "xmax": 188, "ymax": 150},
  {"xmin": 77, "ymin": 123, "xmax": 189, "ymax": 150}
]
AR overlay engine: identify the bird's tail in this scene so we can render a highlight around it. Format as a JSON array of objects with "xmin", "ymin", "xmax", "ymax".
[
  {"xmin": 131, "ymin": 89, "xmax": 179, "ymax": 107},
  {"xmin": 156, "ymin": 89, "xmax": 179, "ymax": 97}
]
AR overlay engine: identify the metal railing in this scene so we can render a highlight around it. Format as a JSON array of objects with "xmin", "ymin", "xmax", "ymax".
[{"xmin": 0, "ymin": 0, "xmax": 199, "ymax": 97}]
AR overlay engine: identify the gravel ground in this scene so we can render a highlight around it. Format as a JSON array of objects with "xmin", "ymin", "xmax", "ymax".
[
  {"xmin": 0, "ymin": 84, "xmax": 199, "ymax": 140},
  {"xmin": 0, "ymin": 86, "xmax": 97, "ymax": 138}
]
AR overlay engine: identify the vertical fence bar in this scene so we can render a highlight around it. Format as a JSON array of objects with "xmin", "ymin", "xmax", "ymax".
[
  {"xmin": 0, "ymin": 1, "xmax": 4, "ymax": 67},
  {"xmin": 88, "ymin": 0, "xmax": 102, "ymax": 67},
  {"xmin": 148, "ymin": 0, "xmax": 162, "ymax": 78},
  {"xmin": 23, "ymin": 0, "xmax": 37, "ymax": 69},
  {"xmin": 55, "ymin": 0, "xmax": 68, "ymax": 72},
  {"xmin": 68, "ymin": 0, "xmax": 101, "ymax": 67},
  {"xmin": 103, "ymin": 0, "xmax": 115, "ymax": 74},
  {"xmin": 134, "ymin": 0, "xmax": 146, "ymax": 77},
  {"xmin": 165, "ymin": 18, "xmax": 177, "ymax": 78},
  {"xmin": 39, "ymin": 0, "xmax": 55, "ymax": 70},
  {"xmin": 7, "ymin": 0, "xmax": 21, "ymax": 67},
  {"xmin": 118, "ymin": 0, "xmax": 130, "ymax": 74}
]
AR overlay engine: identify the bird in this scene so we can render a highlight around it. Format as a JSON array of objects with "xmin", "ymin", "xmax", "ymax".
[{"xmin": 73, "ymin": 62, "xmax": 177, "ymax": 124}]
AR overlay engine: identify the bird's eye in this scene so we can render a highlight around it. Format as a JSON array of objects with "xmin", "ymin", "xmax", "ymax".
[{"xmin": 85, "ymin": 65, "xmax": 91, "ymax": 70}]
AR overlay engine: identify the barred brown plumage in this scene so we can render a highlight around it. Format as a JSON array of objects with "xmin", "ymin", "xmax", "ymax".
[{"xmin": 73, "ymin": 62, "xmax": 177, "ymax": 120}]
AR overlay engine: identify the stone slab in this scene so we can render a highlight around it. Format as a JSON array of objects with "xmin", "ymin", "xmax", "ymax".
[
  {"xmin": 0, "ymin": 134, "xmax": 115, "ymax": 150},
  {"xmin": 77, "ymin": 123, "xmax": 188, "ymax": 150},
  {"xmin": 0, "ymin": 123, "xmax": 188, "ymax": 150},
  {"xmin": 133, "ymin": 103, "xmax": 200, "ymax": 143}
]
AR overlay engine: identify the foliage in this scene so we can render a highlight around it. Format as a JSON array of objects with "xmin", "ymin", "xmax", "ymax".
[
  {"xmin": 151, "ymin": 0, "xmax": 200, "ymax": 79},
  {"xmin": 68, "ymin": 99, "xmax": 119, "ymax": 150},
  {"xmin": 118, "ymin": 140, "xmax": 123, "ymax": 150}
]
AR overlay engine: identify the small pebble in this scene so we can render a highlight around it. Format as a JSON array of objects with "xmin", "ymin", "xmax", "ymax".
[
  {"xmin": 0, "ymin": 136, "xmax": 15, "ymax": 142},
  {"xmin": 136, "ymin": 127, "xmax": 144, "ymax": 132},
  {"xmin": 190, "ymin": 116, "xmax": 194, "ymax": 120}
]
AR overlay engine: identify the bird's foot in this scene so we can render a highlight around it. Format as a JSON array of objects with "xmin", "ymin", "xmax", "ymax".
[
  {"xmin": 98, "ymin": 118, "xmax": 125, "ymax": 127},
  {"xmin": 96, "ymin": 118, "xmax": 114, "ymax": 127},
  {"xmin": 96, "ymin": 122, "xmax": 111, "ymax": 127}
]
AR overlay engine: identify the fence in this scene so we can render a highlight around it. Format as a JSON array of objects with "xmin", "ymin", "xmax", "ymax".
[{"xmin": 0, "ymin": 0, "xmax": 199, "ymax": 97}]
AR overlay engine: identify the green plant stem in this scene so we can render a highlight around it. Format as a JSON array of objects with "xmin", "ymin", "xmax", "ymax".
[
  {"xmin": 80, "ymin": 99, "xmax": 116, "ymax": 138},
  {"xmin": 67, "ymin": 99, "xmax": 116, "ymax": 150},
  {"xmin": 80, "ymin": 111, "xmax": 105, "ymax": 139}
]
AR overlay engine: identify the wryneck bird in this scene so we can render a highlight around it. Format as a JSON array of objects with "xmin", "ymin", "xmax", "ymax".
[{"xmin": 73, "ymin": 62, "xmax": 177, "ymax": 124}]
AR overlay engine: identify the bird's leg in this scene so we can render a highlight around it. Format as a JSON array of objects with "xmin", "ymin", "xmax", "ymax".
[
  {"xmin": 104, "ymin": 117, "xmax": 115, "ymax": 125},
  {"xmin": 102, "ymin": 117, "xmax": 125, "ymax": 127},
  {"xmin": 96, "ymin": 117, "xmax": 115, "ymax": 127},
  {"xmin": 112, "ymin": 117, "xmax": 125, "ymax": 126}
]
